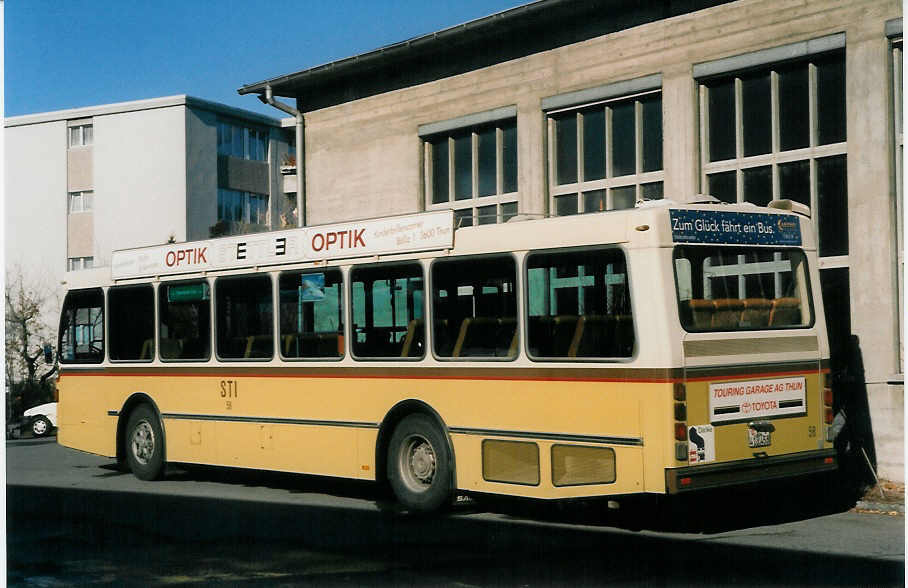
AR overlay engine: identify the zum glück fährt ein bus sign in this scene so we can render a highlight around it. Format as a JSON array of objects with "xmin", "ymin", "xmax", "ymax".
[{"xmin": 669, "ymin": 209, "xmax": 802, "ymax": 246}]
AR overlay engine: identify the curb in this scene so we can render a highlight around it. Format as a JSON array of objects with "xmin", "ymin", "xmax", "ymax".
[{"xmin": 855, "ymin": 500, "xmax": 904, "ymax": 514}]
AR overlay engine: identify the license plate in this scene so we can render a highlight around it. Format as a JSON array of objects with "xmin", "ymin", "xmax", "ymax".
[{"xmin": 748, "ymin": 428, "xmax": 772, "ymax": 448}]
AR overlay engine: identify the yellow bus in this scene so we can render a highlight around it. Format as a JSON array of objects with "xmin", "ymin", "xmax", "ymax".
[{"xmin": 57, "ymin": 200, "xmax": 836, "ymax": 513}]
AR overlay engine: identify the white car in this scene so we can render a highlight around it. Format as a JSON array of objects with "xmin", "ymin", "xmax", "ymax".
[{"xmin": 23, "ymin": 402, "xmax": 57, "ymax": 438}]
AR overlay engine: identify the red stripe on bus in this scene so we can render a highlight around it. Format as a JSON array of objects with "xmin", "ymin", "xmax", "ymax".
[{"xmin": 58, "ymin": 367, "xmax": 826, "ymax": 384}]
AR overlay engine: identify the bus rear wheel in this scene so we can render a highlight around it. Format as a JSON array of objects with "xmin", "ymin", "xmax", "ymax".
[
  {"xmin": 387, "ymin": 414, "xmax": 452, "ymax": 513},
  {"xmin": 125, "ymin": 405, "xmax": 165, "ymax": 481}
]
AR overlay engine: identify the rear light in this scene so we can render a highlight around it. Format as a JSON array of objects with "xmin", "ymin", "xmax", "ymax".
[
  {"xmin": 675, "ymin": 422, "xmax": 688, "ymax": 441},
  {"xmin": 680, "ymin": 477, "xmax": 692, "ymax": 487},
  {"xmin": 674, "ymin": 403, "xmax": 687, "ymax": 421},
  {"xmin": 673, "ymin": 382, "xmax": 688, "ymax": 460}
]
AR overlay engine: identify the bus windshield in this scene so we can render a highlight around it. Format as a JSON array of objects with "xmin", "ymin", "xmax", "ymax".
[{"xmin": 674, "ymin": 246, "xmax": 813, "ymax": 332}]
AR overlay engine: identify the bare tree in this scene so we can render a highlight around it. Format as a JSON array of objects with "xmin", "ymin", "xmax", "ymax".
[{"xmin": 5, "ymin": 268, "xmax": 58, "ymax": 417}]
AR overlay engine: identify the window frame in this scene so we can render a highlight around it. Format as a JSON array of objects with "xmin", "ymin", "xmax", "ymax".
[
  {"xmin": 68, "ymin": 123, "xmax": 93, "ymax": 148},
  {"xmin": 68, "ymin": 191, "xmax": 94, "ymax": 214},
  {"xmin": 217, "ymin": 120, "xmax": 270, "ymax": 161},
  {"xmin": 892, "ymin": 35, "xmax": 904, "ymax": 372},
  {"xmin": 58, "ymin": 288, "xmax": 105, "ymax": 364},
  {"xmin": 108, "ymin": 284, "xmax": 156, "ymax": 363},
  {"xmin": 429, "ymin": 252, "xmax": 520, "ymax": 362},
  {"xmin": 423, "ymin": 117, "xmax": 519, "ymax": 227},
  {"xmin": 214, "ymin": 274, "xmax": 275, "ymax": 362},
  {"xmin": 547, "ymin": 89, "xmax": 664, "ymax": 216},
  {"xmin": 349, "ymin": 261, "xmax": 426, "ymax": 361},
  {"xmin": 672, "ymin": 245, "xmax": 816, "ymax": 334},
  {"xmin": 697, "ymin": 50, "xmax": 848, "ymax": 266},
  {"xmin": 278, "ymin": 267, "xmax": 346, "ymax": 362},
  {"xmin": 217, "ymin": 188, "xmax": 270, "ymax": 227},
  {"xmin": 523, "ymin": 245, "xmax": 637, "ymax": 363},
  {"xmin": 67, "ymin": 257, "xmax": 94, "ymax": 271},
  {"xmin": 158, "ymin": 278, "xmax": 212, "ymax": 363}
]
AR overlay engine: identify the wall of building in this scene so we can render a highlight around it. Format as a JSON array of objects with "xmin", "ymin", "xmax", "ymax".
[
  {"xmin": 92, "ymin": 106, "xmax": 189, "ymax": 264},
  {"xmin": 296, "ymin": 0, "xmax": 903, "ymax": 479},
  {"xmin": 185, "ymin": 107, "xmax": 219, "ymax": 242},
  {"xmin": 4, "ymin": 122, "xmax": 69, "ymax": 303}
]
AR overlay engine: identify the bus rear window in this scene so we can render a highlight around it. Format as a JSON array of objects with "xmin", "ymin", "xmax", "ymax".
[{"xmin": 674, "ymin": 246, "xmax": 813, "ymax": 331}]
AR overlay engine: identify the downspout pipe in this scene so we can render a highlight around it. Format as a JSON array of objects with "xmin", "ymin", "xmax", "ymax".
[{"xmin": 258, "ymin": 85, "xmax": 305, "ymax": 227}]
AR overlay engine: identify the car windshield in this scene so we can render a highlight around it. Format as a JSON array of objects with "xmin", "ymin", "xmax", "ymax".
[{"xmin": 674, "ymin": 246, "xmax": 813, "ymax": 332}]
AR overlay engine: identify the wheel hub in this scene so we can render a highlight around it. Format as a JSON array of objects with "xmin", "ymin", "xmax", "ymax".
[
  {"xmin": 409, "ymin": 442, "xmax": 436, "ymax": 483},
  {"xmin": 131, "ymin": 420, "xmax": 156, "ymax": 465}
]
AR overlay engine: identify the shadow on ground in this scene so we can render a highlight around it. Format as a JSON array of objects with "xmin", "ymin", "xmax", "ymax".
[{"xmin": 7, "ymin": 465, "xmax": 901, "ymax": 586}]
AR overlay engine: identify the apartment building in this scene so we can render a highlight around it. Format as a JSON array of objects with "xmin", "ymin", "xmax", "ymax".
[
  {"xmin": 240, "ymin": 0, "xmax": 904, "ymax": 480},
  {"xmin": 5, "ymin": 94, "xmax": 293, "ymax": 298}
]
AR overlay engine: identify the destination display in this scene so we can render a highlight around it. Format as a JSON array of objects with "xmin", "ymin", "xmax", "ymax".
[
  {"xmin": 669, "ymin": 209, "xmax": 802, "ymax": 246},
  {"xmin": 111, "ymin": 210, "xmax": 454, "ymax": 279}
]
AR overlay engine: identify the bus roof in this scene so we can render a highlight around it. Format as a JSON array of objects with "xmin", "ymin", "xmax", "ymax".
[{"xmin": 104, "ymin": 199, "xmax": 812, "ymax": 283}]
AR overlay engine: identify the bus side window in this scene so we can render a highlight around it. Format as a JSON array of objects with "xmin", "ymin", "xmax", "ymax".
[
  {"xmin": 109, "ymin": 285, "xmax": 154, "ymax": 361},
  {"xmin": 59, "ymin": 288, "xmax": 104, "ymax": 364},
  {"xmin": 431, "ymin": 255, "xmax": 517, "ymax": 359},
  {"xmin": 159, "ymin": 281, "xmax": 211, "ymax": 361},
  {"xmin": 216, "ymin": 275, "xmax": 273, "ymax": 361},
  {"xmin": 526, "ymin": 248, "xmax": 634, "ymax": 359},
  {"xmin": 351, "ymin": 263, "xmax": 425, "ymax": 359},
  {"xmin": 279, "ymin": 269, "xmax": 344, "ymax": 359}
]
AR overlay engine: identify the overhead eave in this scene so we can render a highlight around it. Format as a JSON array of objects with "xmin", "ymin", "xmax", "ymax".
[{"xmin": 238, "ymin": 0, "xmax": 733, "ymax": 112}]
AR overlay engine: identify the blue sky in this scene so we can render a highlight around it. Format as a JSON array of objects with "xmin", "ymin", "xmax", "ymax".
[{"xmin": 5, "ymin": 0, "xmax": 529, "ymax": 118}]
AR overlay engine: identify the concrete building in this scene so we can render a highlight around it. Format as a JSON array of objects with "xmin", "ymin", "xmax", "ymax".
[
  {"xmin": 240, "ymin": 0, "xmax": 904, "ymax": 480},
  {"xmin": 5, "ymin": 94, "xmax": 293, "ymax": 312}
]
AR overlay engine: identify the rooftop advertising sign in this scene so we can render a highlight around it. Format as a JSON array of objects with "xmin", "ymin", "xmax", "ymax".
[
  {"xmin": 669, "ymin": 209, "xmax": 802, "ymax": 246},
  {"xmin": 111, "ymin": 210, "xmax": 454, "ymax": 280}
]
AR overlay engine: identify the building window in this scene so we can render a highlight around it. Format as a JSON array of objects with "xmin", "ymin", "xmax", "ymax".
[
  {"xmin": 548, "ymin": 91, "xmax": 663, "ymax": 216},
  {"xmin": 217, "ymin": 189, "xmax": 269, "ymax": 226},
  {"xmin": 217, "ymin": 121, "xmax": 268, "ymax": 161},
  {"xmin": 67, "ymin": 257, "xmax": 94, "ymax": 271},
  {"xmin": 68, "ymin": 191, "xmax": 94, "ymax": 213},
  {"xmin": 699, "ymin": 45, "xmax": 849, "ymax": 374},
  {"xmin": 68, "ymin": 124, "xmax": 93, "ymax": 147},
  {"xmin": 699, "ymin": 51, "xmax": 847, "ymax": 260},
  {"xmin": 424, "ymin": 118, "xmax": 518, "ymax": 227}
]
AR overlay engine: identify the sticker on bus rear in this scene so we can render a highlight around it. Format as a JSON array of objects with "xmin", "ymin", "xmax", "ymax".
[
  {"xmin": 709, "ymin": 376, "xmax": 807, "ymax": 424},
  {"xmin": 688, "ymin": 425, "xmax": 715, "ymax": 464}
]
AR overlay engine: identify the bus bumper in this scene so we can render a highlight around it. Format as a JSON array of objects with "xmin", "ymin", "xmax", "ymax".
[{"xmin": 666, "ymin": 449, "xmax": 837, "ymax": 494}]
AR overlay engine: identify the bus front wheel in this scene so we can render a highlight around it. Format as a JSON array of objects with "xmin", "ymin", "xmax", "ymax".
[
  {"xmin": 387, "ymin": 414, "xmax": 452, "ymax": 513},
  {"xmin": 125, "ymin": 405, "xmax": 165, "ymax": 481}
]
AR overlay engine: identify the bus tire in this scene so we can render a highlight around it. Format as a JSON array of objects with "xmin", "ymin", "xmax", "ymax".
[
  {"xmin": 125, "ymin": 404, "xmax": 165, "ymax": 481},
  {"xmin": 387, "ymin": 414, "xmax": 452, "ymax": 513}
]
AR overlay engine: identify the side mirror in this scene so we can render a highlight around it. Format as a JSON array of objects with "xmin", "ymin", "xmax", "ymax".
[{"xmin": 43, "ymin": 344, "xmax": 54, "ymax": 364}]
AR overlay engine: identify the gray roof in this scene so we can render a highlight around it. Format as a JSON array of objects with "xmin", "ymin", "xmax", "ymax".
[
  {"xmin": 238, "ymin": 0, "xmax": 732, "ymax": 112},
  {"xmin": 6, "ymin": 95, "xmax": 281, "ymax": 128}
]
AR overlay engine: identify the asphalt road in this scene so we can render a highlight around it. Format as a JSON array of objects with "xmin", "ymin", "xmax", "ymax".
[{"xmin": 7, "ymin": 438, "xmax": 905, "ymax": 586}]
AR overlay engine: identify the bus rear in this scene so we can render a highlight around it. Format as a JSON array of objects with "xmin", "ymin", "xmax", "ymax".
[{"xmin": 662, "ymin": 204, "xmax": 835, "ymax": 494}]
